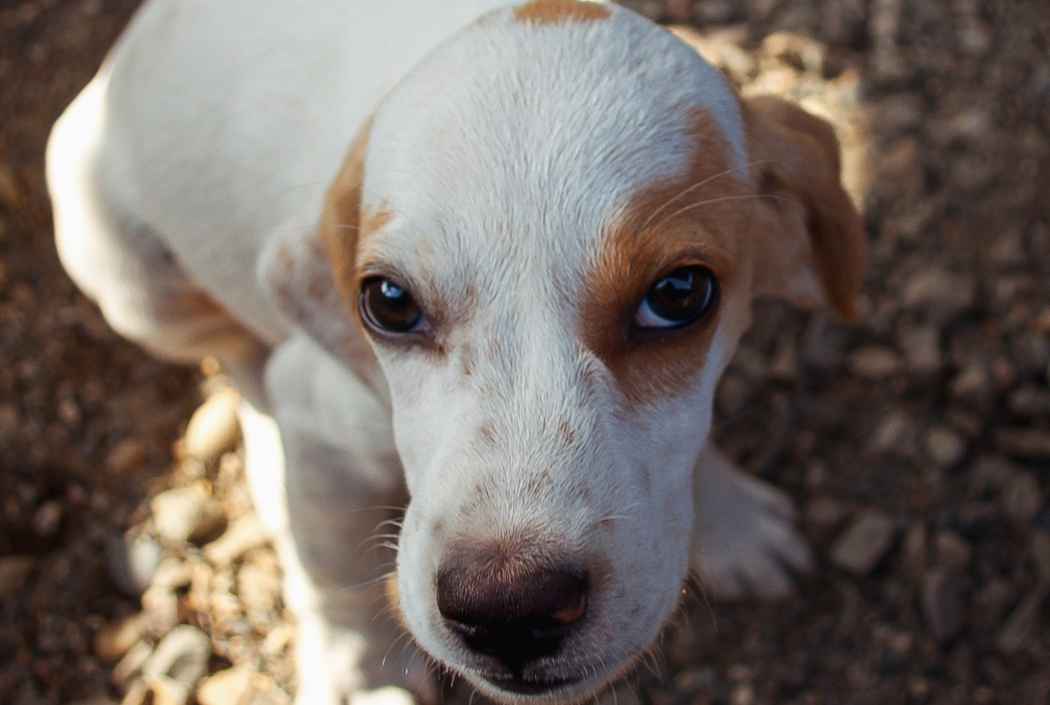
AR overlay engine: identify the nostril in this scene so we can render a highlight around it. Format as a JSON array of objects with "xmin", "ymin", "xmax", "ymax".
[{"xmin": 436, "ymin": 558, "xmax": 589, "ymax": 667}]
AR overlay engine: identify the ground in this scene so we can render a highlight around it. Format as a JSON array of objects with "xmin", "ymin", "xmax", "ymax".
[{"xmin": 1, "ymin": 1, "xmax": 1048, "ymax": 704}]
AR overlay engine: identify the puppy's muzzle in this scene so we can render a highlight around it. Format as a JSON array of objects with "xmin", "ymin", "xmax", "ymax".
[{"xmin": 436, "ymin": 542, "xmax": 589, "ymax": 684}]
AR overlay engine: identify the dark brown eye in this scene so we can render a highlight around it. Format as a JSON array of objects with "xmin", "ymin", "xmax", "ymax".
[
  {"xmin": 634, "ymin": 266, "xmax": 718, "ymax": 330},
  {"xmin": 360, "ymin": 277, "xmax": 423, "ymax": 333}
]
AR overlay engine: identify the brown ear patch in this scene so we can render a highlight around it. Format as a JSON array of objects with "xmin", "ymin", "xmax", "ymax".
[
  {"xmin": 744, "ymin": 95, "xmax": 867, "ymax": 319},
  {"xmin": 513, "ymin": 0, "xmax": 611, "ymax": 25}
]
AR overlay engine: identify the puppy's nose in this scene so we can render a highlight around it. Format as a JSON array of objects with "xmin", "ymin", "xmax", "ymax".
[{"xmin": 436, "ymin": 547, "xmax": 588, "ymax": 671}]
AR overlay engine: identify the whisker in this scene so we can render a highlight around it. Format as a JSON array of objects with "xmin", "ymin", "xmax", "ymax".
[
  {"xmin": 638, "ymin": 159, "xmax": 772, "ymax": 231},
  {"xmin": 652, "ymin": 193, "xmax": 791, "ymax": 233}
]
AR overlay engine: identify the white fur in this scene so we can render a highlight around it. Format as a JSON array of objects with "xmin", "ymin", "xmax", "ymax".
[{"xmin": 47, "ymin": 3, "xmax": 813, "ymax": 704}]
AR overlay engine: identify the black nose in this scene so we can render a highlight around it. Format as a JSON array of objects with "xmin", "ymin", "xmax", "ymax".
[{"xmin": 436, "ymin": 548, "xmax": 588, "ymax": 672}]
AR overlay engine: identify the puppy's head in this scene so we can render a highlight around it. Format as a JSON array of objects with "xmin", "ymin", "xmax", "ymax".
[{"xmin": 307, "ymin": 1, "xmax": 864, "ymax": 701}]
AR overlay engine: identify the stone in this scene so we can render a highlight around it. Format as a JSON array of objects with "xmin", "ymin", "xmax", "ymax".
[
  {"xmin": 921, "ymin": 569, "xmax": 965, "ymax": 643},
  {"xmin": 354, "ymin": 687, "xmax": 417, "ymax": 705},
  {"xmin": 32, "ymin": 500, "xmax": 63, "ymax": 536},
  {"xmin": 969, "ymin": 456, "xmax": 1017, "ymax": 497},
  {"xmin": 0, "ymin": 556, "xmax": 34, "ymax": 598},
  {"xmin": 94, "ymin": 613, "xmax": 147, "ymax": 663},
  {"xmin": 950, "ymin": 364, "xmax": 989, "ymax": 400},
  {"xmin": 106, "ymin": 534, "xmax": 162, "ymax": 597},
  {"xmin": 107, "ymin": 438, "xmax": 147, "ymax": 473},
  {"xmin": 831, "ymin": 511, "xmax": 897, "ymax": 575},
  {"xmin": 197, "ymin": 667, "xmax": 253, "ymax": 705},
  {"xmin": 142, "ymin": 625, "xmax": 211, "ymax": 693},
  {"xmin": 996, "ymin": 428, "xmax": 1050, "ymax": 459},
  {"xmin": 182, "ymin": 389, "xmax": 241, "ymax": 464},
  {"xmin": 806, "ymin": 496, "xmax": 847, "ymax": 529},
  {"xmin": 238, "ymin": 562, "xmax": 281, "ymax": 615},
  {"xmin": 204, "ymin": 515, "xmax": 269, "ymax": 566},
  {"xmin": 871, "ymin": 411, "xmax": 914, "ymax": 454},
  {"xmin": 998, "ymin": 588, "xmax": 1048, "ymax": 653},
  {"xmin": 151, "ymin": 484, "xmax": 225, "ymax": 544},
  {"xmin": 145, "ymin": 675, "xmax": 190, "ymax": 705},
  {"xmin": 933, "ymin": 531, "xmax": 971, "ymax": 571},
  {"xmin": 902, "ymin": 524, "xmax": 927, "ymax": 579},
  {"xmin": 113, "ymin": 641, "xmax": 153, "ymax": 686},
  {"xmin": 925, "ymin": 427, "xmax": 965, "ymax": 467},
  {"xmin": 1002, "ymin": 472, "xmax": 1043, "ymax": 525},
  {"xmin": 900, "ymin": 326, "xmax": 941, "ymax": 374},
  {"xmin": 142, "ymin": 586, "xmax": 180, "ymax": 635},
  {"xmin": 902, "ymin": 268, "xmax": 974, "ymax": 321},
  {"xmin": 849, "ymin": 346, "xmax": 901, "ymax": 380},
  {"xmin": 1031, "ymin": 531, "xmax": 1050, "ymax": 584},
  {"xmin": 1008, "ymin": 386, "xmax": 1050, "ymax": 417}
]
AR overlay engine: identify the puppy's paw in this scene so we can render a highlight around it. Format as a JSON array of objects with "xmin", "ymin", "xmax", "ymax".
[
  {"xmin": 689, "ymin": 447, "xmax": 812, "ymax": 599},
  {"xmin": 294, "ymin": 618, "xmax": 439, "ymax": 705}
]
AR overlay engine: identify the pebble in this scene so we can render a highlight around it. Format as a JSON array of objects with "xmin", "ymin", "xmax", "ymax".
[
  {"xmin": 921, "ymin": 569, "xmax": 965, "ymax": 643},
  {"xmin": 0, "ymin": 556, "xmax": 34, "ymax": 598},
  {"xmin": 106, "ymin": 534, "xmax": 162, "ymax": 597},
  {"xmin": 94, "ymin": 613, "xmax": 147, "ymax": 663},
  {"xmin": 107, "ymin": 438, "xmax": 148, "ymax": 473},
  {"xmin": 925, "ymin": 426, "xmax": 965, "ymax": 467},
  {"xmin": 933, "ymin": 531, "xmax": 971, "ymax": 571},
  {"xmin": 113, "ymin": 641, "xmax": 153, "ymax": 686},
  {"xmin": 969, "ymin": 455, "xmax": 1017, "ymax": 497},
  {"xmin": 151, "ymin": 484, "xmax": 225, "ymax": 544},
  {"xmin": 355, "ymin": 687, "xmax": 418, "ymax": 705},
  {"xmin": 196, "ymin": 667, "xmax": 253, "ymax": 705},
  {"xmin": 1002, "ymin": 472, "xmax": 1043, "ymax": 525},
  {"xmin": 950, "ymin": 364, "xmax": 989, "ymax": 400},
  {"xmin": 849, "ymin": 346, "xmax": 901, "ymax": 379},
  {"xmin": 901, "ymin": 524, "xmax": 927, "ymax": 578},
  {"xmin": 142, "ymin": 625, "xmax": 211, "ymax": 693},
  {"xmin": 238, "ymin": 562, "xmax": 281, "ymax": 615},
  {"xmin": 902, "ymin": 267, "xmax": 974, "ymax": 320},
  {"xmin": 871, "ymin": 411, "xmax": 914, "ymax": 454},
  {"xmin": 144, "ymin": 675, "xmax": 190, "ymax": 705},
  {"xmin": 998, "ymin": 588, "xmax": 1048, "ymax": 653},
  {"xmin": 831, "ymin": 510, "xmax": 897, "ymax": 575},
  {"xmin": 806, "ymin": 496, "xmax": 847, "ymax": 529},
  {"xmin": 1008, "ymin": 386, "xmax": 1050, "ymax": 417},
  {"xmin": 996, "ymin": 428, "xmax": 1050, "ymax": 459},
  {"xmin": 900, "ymin": 326, "xmax": 941, "ymax": 373},
  {"xmin": 204, "ymin": 515, "xmax": 269, "ymax": 566},
  {"xmin": 182, "ymin": 389, "xmax": 241, "ymax": 464},
  {"xmin": 142, "ymin": 585, "xmax": 180, "ymax": 635},
  {"xmin": 1031, "ymin": 531, "xmax": 1050, "ymax": 583}
]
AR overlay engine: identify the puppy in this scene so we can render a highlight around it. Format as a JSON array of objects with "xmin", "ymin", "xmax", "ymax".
[{"xmin": 46, "ymin": 1, "xmax": 865, "ymax": 703}]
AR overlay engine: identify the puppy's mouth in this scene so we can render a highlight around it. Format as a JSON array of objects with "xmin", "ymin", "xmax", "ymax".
[{"xmin": 474, "ymin": 670, "xmax": 591, "ymax": 699}]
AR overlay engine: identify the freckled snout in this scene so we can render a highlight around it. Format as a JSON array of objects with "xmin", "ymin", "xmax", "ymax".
[{"xmin": 436, "ymin": 542, "xmax": 589, "ymax": 675}]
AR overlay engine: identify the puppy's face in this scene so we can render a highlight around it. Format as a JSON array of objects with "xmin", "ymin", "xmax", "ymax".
[{"xmin": 316, "ymin": 2, "xmax": 864, "ymax": 702}]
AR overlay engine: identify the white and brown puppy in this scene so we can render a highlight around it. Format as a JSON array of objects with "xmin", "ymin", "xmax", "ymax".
[{"xmin": 47, "ymin": 1, "xmax": 865, "ymax": 703}]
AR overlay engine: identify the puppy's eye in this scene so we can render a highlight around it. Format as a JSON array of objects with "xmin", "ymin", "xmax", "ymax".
[
  {"xmin": 634, "ymin": 266, "xmax": 718, "ymax": 329},
  {"xmin": 360, "ymin": 277, "xmax": 423, "ymax": 333}
]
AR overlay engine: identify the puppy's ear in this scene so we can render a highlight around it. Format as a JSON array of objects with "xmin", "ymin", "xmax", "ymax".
[
  {"xmin": 259, "ymin": 119, "xmax": 383, "ymax": 390},
  {"xmin": 744, "ymin": 95, "xmax": 866, "ymax": 320}
]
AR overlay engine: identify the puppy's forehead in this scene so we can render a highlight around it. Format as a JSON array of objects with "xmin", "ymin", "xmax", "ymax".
[{"xmin": 360, "ymin": 2, "xmax": 745, "ymax": 291}]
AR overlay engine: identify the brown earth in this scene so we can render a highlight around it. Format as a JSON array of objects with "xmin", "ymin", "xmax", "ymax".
[{"xmin": 1, "ymin": 1, "xmax": 1048, "ymax": 704}]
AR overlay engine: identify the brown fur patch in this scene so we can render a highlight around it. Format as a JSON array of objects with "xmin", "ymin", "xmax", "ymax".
[
  {"xmin": 384, "ymin": 573, "xmax": 406, "ymax": 628},
  {"xmin": 513, "ymin": 0, "xmax": 611, "ymax": 25},
  {"xmin": 581, "ymin": 108, "xmax": 745, "ymax": 406}
]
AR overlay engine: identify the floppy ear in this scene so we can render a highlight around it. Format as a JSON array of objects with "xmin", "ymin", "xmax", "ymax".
[
  {"xmin": 259, "ymin": 118, "xmax": 385, "ymax": 391},
  {"xmin": 743, "ymin": 95, "xmax": 867, "ymax": 320}
]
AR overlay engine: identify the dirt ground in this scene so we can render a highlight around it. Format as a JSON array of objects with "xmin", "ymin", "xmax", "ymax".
[{"xmin": 1, "ymin": 1, "xmax": 1048, "ymax": 704}]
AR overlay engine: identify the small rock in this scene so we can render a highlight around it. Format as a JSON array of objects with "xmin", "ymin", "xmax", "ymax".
[
  {"xmin": 204, "ymin": 515, "xmax": 269, "ymax": 566},
  {"xmin": 933, "ymin": 531, "xmax": 971, "ymax": 571},
  {"xmin": 921, "ymin": 569, "xmax": 965, "ymax": 643},
  {"xmin": 107, "ymin": 438, "xmax": 148, "ymax": 473},
  {"xmin": 197, "ymin": 667, "xmax": 253, "ymax": 705},
  {"xmin": 1008, "ymin": 386, "xmax": 1050, "ymax": 418},
  {"xmin": 998, "ymin": 588, "xmax": 1048, "ymax": 653},
  {"xmin": 94, "ymin": 613, "xmax": 147, "ymax": 663},
  {"xmin": 903, "ymin": 268, "xmax": 974, "ymax": 321},
  {"xmin": 1002, "ymin": 472, "xmax": 1043, "ymax": 525},
  {"xmin": 900, "ymin": 326, "xmax": 941, "ymax": 374},
  {"xmin": 806, "ymin": 496, "xmax": 847, "ymax": 529},
  {"xmin": 950, "ymin": 364, "xmax": 989, "ymax": 400},
  {"xmin": 143, "ymin": 625, "xmax": 211, "ymax": 694},
  {"xmin": 926, "ymin": 427, "xmax": 966, "ymax": 467},
  {"xmin": 145, "ymin": 675, "xmax": 190, "ymax": 705},
  {"xmin": 0, "ymin": 556, "xmax": 34, "ymax": 597},
  {"xmin": 996, "ymin": 428, "xmax": 1050, "ymax": 459},
  {"xmin": 354, "ymin": 687, "xmax": 418, "ymax": 705},
  {"xmin": 878, "ymin": 138, "xmax": 923, "ymax": 196},
  {"xmin": 871, "ymin": 411, "xmax": 914, "ymax": 454},
  {"xmin": 969, "ymin": 455, "xmax": 1017, "ymax": 497},
  {"xmin": 1031, "ymin": 531, "xmax": 1050, "ymax": 584},
  {"xmin": 32, "ymin": 501, "xmax": 63, "ymax": 536},
  {"xmin": 238, "ymin": 562, "xmax": 281, "ymax": 614},
  {"xmin": 762, "ymin": 32, "xmax": 826, "ymax": 73},
  {"xmin": 120, "ymin": 679, "xmax": 148, "ymax": 705},
  {"xmin": 182, "ymin": 389, "xmax": 241, "ymax": 464},
  {"xmin": 142, "ymin": 586, "xmax": 180, "ymax": 635},
  {"xmin": 113, "ymin": 641, "xmax": 153, "ymax": 686},
  {"xmin": 831, "ymin": 510, "xmax": 897, "ymax": 575},
  {"xmin": 106, "ymin": 534, "xmax": 162, "ymax": 597},
  {"xmin": 151, "ymin": 484, "xmax": 225, "ymax": 544},
  {"xmin": 902, "ymin": 524, "xmax": 927, "ymax": 578},
  {"xmin": 849, "ymin": 346, "xmax": 901, "ymax": 380},
  {"xmin": 151, "ymin": 558, "xmax": 193, "ymax": 590}
]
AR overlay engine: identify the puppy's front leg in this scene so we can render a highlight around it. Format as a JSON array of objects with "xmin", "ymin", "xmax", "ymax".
[
  {"xmin": 261, "ymin": 336, "xmax": 432, "ymax": 705},
  {"xmin": 689, "ymin": 444, "xmax": 812, "ymax": 599}
]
